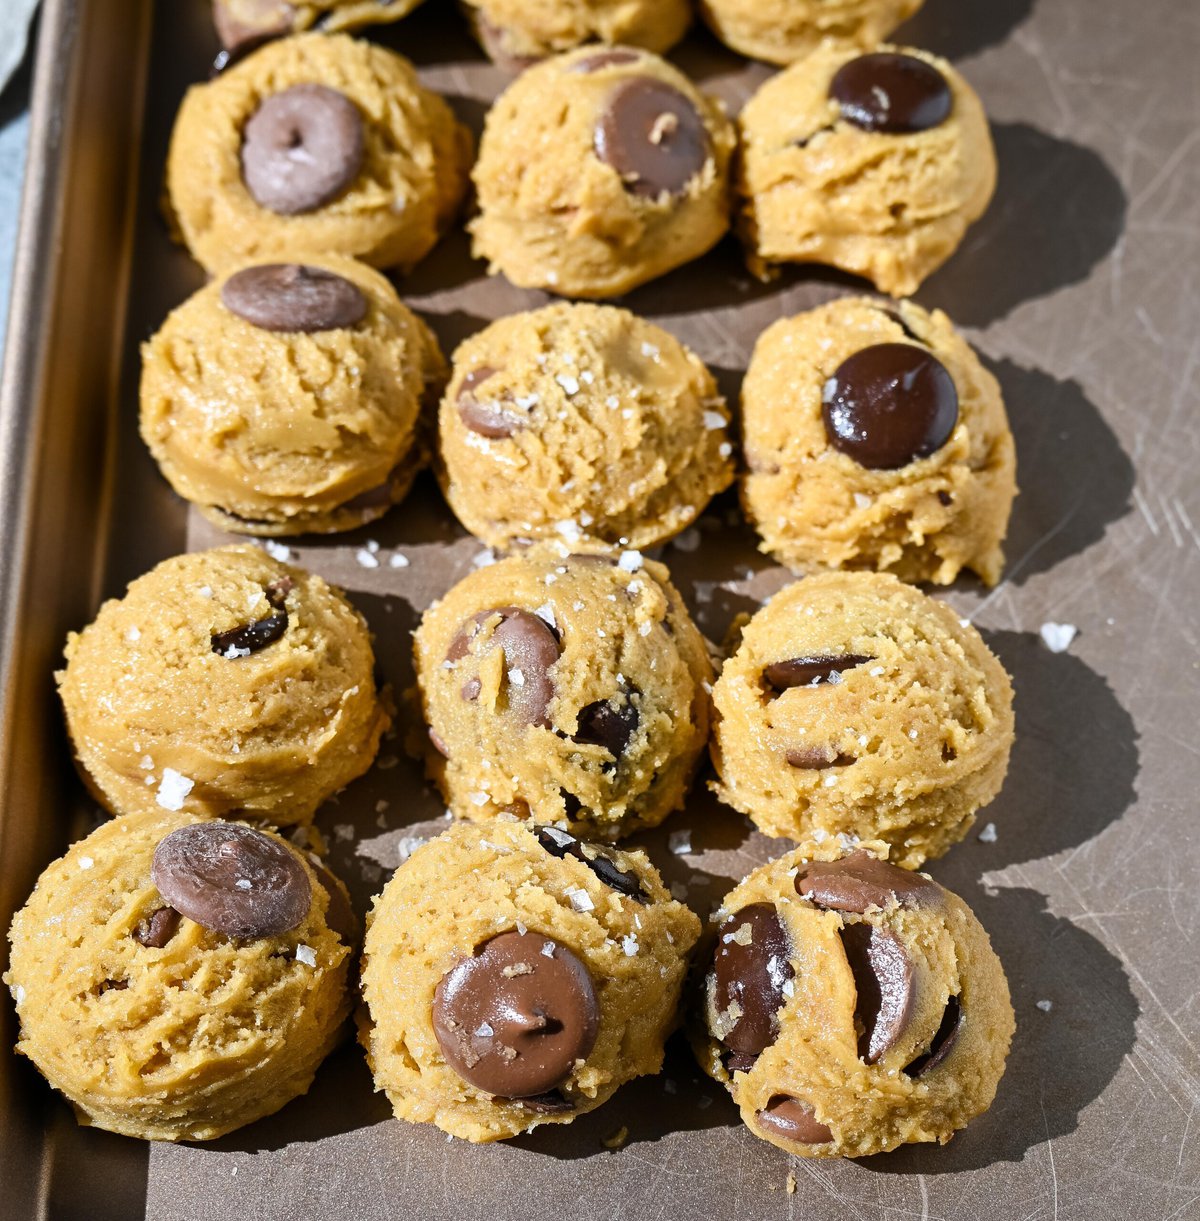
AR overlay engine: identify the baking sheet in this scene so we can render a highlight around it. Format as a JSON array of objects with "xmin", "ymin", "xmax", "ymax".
[{"xmin": 1, "ymin": 0, "xmax": 1198, "ymax": 1217}]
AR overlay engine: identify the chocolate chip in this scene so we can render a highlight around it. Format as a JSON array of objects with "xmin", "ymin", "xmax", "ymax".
[
  {"xmin": 516, "ymin": 1090, "xmax": 575, "ymax": 1113},
  {"xmin": 310, "ymin": 861, "xmax": 357, "ymax": 947},
  {"xmin": 594, "ymin": 78, "xmax": 710, "ymax": 199},
  {"xmin": 830, "ymin": 52, "xmax": 953, "ymax": 134},
  {"xmin": 905, "ymin": 994, "xmax": 962, "ymax": 1077},
  {"xmin": 264, "ymin": 577, "xmax": 293, "ymax": 607},
  {"xmin": 796, "ymin": 851, "xmax": 940, "ymax": 914},
  {"xmin": 221, "ymin": 264, "xmax": 367, "ymax": 333},
  {"xmin": 428, "ymin": 726, "xmax": 450, "ymax": 758},
  {"xmin": 709, "ymin": 904, "xmax": 793, "ymax": 1057},
  {"xmin": 724, "ymin": 1050, "xmax": 759, "ymax": 1074},
  {"xmin": 151, "ymin": 822, "xmax": 312, "ymax": 940},
  {"xmin": 536, "ymin": 826, "xmax": 648, "ymax": 902},
  {"xmin": 472, "ymin": 12, "xmax": 544, "ymax": 71},
  {"xmin": 211, "ymin": 603, "xmax": 288, "ymax": 657},
  {"xmin": 432, "ymin": 931, "xmax": 599, "ymax": 1098},
  {"xmin": 822, "ymin": 342, "xmax": 959, "ymax": 470},
  {"xmin": 133, "ymin": 906, "xmax": 180, "ymax": 949},
  {"xmin": 570, "ymin": 49, "xmax": 642, "ymax": 73},
  {"xmin": 212, "ymin": 0, "xmax": 293, "ymax": 54},
  {"xmin": 763, "ymin": 654, "xmax": 871, "ymax": 692},
  {"xmin": 338, "ymin": 466, "xmax": 403, "ymax": 514},
  {"xmin": 937, "ymin": 490, "xmax": 954, "ymax": 506},
  {"xmin": 241, "ymin": 84, "xmax": 364, "ymax": 215},
  {"xmin": 573, "ymin": 691, "xmax": 639, "ymax": 760},
  {"xmin": 461, "ymin": 677, "xmax": 482, "ymax": 702},
  {"xmin": 456, "ymin": 366, "xmax": 526, "ymax": 439},
  {"xmin": 880, "ymin": 308, "xmax": 926, "ymax": 344},
  {"xmin": 839, "ymin": 922, "xmax": 915, "ymax": 1063},
  {"xmin": 785, "ymin": 744, "xmax": 854, "ymax": 769},
  {"xmin": 755, "ymin": 1096, "xmax": 833, "ymax": 1145}
]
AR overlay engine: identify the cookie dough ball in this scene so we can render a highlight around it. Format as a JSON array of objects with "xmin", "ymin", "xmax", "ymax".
[
  {"xmin": 691, "ymin": 846, "xmax": 1013, "ymax": 1158},
  {"xmin": 167, "ymin": 34, "xmax": 471, "ymax": 274},
  {"xmin": 471, "ymin": 46, "xmax": 736, "ymax": 298},
  {"xmin": 57, "ymin": 546, "xmax": 389, "ymax": 826},
  {"xmin": 213, "ymin": 0, "xmax": 427, "ymax": 51},
  {"xmin": 737, "ymin": 45, "xmax": 996, "ymax": 295},
  {"xmin": 710, "ymin": 572, "xmax": 1013, "ymax": 868},
  {"xmin": 463, "ymin": 0, "xmax": 691, "ymax": 70},
  {"xmin": 699, "ymin": 0, "xmax": 922, "ymax": 65},
  {"xmin": 438, "ymin": 304, "xmax": 734, "ymax": 551},
  {"xmin": 741, "ymin": 297, "xmax": 1016, "ymax": 585},
  {"xmin": 359, "ymin": 818, "xmax": 700, "ymax": 1140},
  {"xmin": 4, "ymin": 813, "xmax": 356, "ymax": 1141},
  {"xmin": 415, "ymin": 548, "xmax": 713, "ymax": 841},
  {"xmin": 140, "ymin": 258, "xmax": 446, "ymax": 536}
]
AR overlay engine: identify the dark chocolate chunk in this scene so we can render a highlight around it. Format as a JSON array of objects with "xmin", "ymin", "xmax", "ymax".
[
  {"xmin": 796, "ymin": 850, "xmax": 940, "ymax": 914},
  {"xmin": 211, "ymin": 601, "xmax": 288, "ymax": 657},
  {"xmin": 830, "ymin": 52, "xmax": 953, "ymax": 134},
  {"xmin": 724, "ymin": 1050, "xmax": 759, "ymax": 1074},
  {"xmin": 822, "ymin": 342, "xmax": 959, "ymax": 470},
  {"xmin": 763, "ymin": 654, "xmax": 871, "ymax": 691},
  {"xmin": 937, "ymin": 490, "xmax": 954, "ymax": 506},
  {"xmin": 594, "ymin": 78, "xmax": 710, "ymax": 198},
  {"xmin": 221, "ymin": 263, "xmax": 367, "ymax": 333},
  {"xmin": 428, "ymin": 726, "xmax": 451, "ymax": 758},
  {"xmin": 150, "ymin": 822, "xmax": 311, "ymax": 940},
  {"xmin": 535, "ymin": 826, "xmax": 648, "ymax": 902},
  {"xmin": 755, "ymin": 1096, "xmax": 833, "ymax": 1145},
  {"xmin": 516, "ymin": 1090, "xmax": 576, "ymax": 1113},
  {"xmin": 570, "ymin": 48, "xmax": 642, "ymax": 73},
  {"xmin": 573, "ymin": 690, "xmax": 639, "ymax": 760},
  {"xmin": 839, "ymin": 922, "xmax": 915, "ymax": 1063},
  {"xmin": 456, "ymin": 366, "xmax": 526, "ymax": 439},
  {"xmin": 709, "ymin": 904, "xmax": 793, "ymax": 1057},
  {"xmin": 905, "ymin": 994, "xmax": 962, "ymax": 1077},
  {"xmin": 785, "ymin": 744, "xmax": 855, "ymax": 769},
  {"xmin": 241, "ymin": 83, "xmax": 364, "ymax": 215},
  {"xmin": 133, "ymin": 906, "xmax": 181, "ymax": 949},
  {"xmin": 432, "ymin": 930, "xmax": 599, "ymax": 1098}
]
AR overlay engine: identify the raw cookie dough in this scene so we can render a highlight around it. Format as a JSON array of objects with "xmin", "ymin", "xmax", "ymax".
[
  {"xmin": 438, "ymin": 304, "xmax": 734, "ymax": 551},
  {"xmin": 140, "ymin": 257, "xmax": 446, "ymax": 536},
  {"xmin": 470, "ymin": 45, "xmax": 736, "ymax": 298},
  {"xmin": 463, "ymin": 0, "xmax": 691, "ymax": 70},
  {"xmin": 710, "ymin": 572, "xmax": 1013, "ymax": 868},
  {"xmin": 740, "ymin": 296, "xmax": 1016, "ymax": 585},
  {"xmin": 414, "ymin": 548, "xmax": 713, "ymax": 841},
  {"xmin": 691, "ymin": 845, "xmax": 1014, "ymax": 1158},
  {"xmin": 359, "ymin": 818, "xmax": 700, "ymax": 1141},
  {"xmin": 737, "ymin": 44, "xmax": 996, "ymax": 295},
  {"xmin": 58, "ymin": 546, "xmax": 389, "ymax": 826},
  {"xmin": 4, "ymin": 812, "xmax": 356, "ymax": 1141},
  {"xmin": 168, "ymin": 33, "xmax": 471, "ymax": 274},
  {"xmin": 213, "ymin": 0, "xmax": 427, "ymax": 52},
  {"xmin": 699, "ymin": 0, "xmax": 922, "ymax": 65}
]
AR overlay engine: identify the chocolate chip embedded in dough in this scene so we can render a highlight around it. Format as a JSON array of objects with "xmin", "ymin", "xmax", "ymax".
[
  {"xmin": 535, "ymin": 826, "xmax": 648, "ymax": 902},
  {"xmin": 830, "ymin": 52, "xmax": 953, "ymax": 135},
  {"xmin": 709, "ymin": 904, "xmax": 793, "ymax": 1057},
  {"xmin": 570, "ymin": 49, "xmax": 642, "ymax": 73},
  {"xmin": 241, "ymin": 84, "xmax": 365, "ymax": 215},
  {"xmin": 905, "ymin": 994, "xmax": 962, "ymax": 1077},
  {"xmin": 456, "ymin": 366, "xmax": 527, "ymax": 439},
  {"xmin": 785, "ymin": 744, "xmax": 855, "ymax": 769},
  {"xmin": 796, "ymin": 850, "xmax": 940, "ymax": 913},
  {"xmin": 446, "ymin": 608, "xmax": 562, "ymax": 726},
  {"xmin": 211, "ymin": 610, "xmax": 288, "ymax": 657},
  {"xmin": 762, "ymin": 654, "xmax": 871, "ymax": 692},
  {"xmin": 213, "ymin": 0, "xmax": 294, "ymax": 54},
  {"xmin": 755, "ymin": 1096, "xmax": 833, "ymax": 1144},
  {"xmin": 150, "ymin": 822, "xmax": 312, "ymax": 940},
  {"xmin": 839, "ymin": 921, "xmax": 916, "ymax": 1063},
  {"xmin": 428, "ymin": 726, "xmax": 451, "ymax": 758},
  {"xmin": 573, "ymin": 690, "xmax": 639, "ymax": 759},
  {"xmin": 132, "ymin": 906, "xmax": 181, "ymax": 949},
  {"xmin": 516, "ymin": 1090, "xmax": 575, "ymax": 1113},
  {"xmin": 822, "ymin": 342, "xmax": 959, "ymax": 470},
  {"xmin": 221, "ymin": 264, "xmax": 367, "ymax": 333},
  {"xmin": 432, "ymin": 930, "xmax": 599, "ymax": 1098},
  {"xmin": 594, "ymin": 78, "xmax": 711, "ymax": 199}
]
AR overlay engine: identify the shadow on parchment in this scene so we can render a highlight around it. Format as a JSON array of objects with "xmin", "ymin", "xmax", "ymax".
[
  {"xmin": 896, "ymin": 0, "xmax": 1036, "ymax": 61},
  {"xmin": 866, "ymin": 884, "xmax": 1138, "ymax": 1174},
  {"xmin": 917, "ymin": 123, "xmax": 1127, "ymax": 328}
]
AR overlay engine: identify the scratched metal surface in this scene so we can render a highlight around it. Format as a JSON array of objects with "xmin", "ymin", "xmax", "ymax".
[{"xmin": 9, "ymin": 0, "xmax": 1200, "ymax": 1216}]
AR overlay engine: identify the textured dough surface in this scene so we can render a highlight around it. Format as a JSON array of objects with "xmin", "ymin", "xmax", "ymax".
[
  {"xmin": 710, "ymin": 572, "xmax": 1014, "ymax": 867},
  {"xmin": 58, "ymin": 546, "xmax": 388, "ymax": 826},
  {"xmin": 167, "ymin": 33, "xmax": 471, "ymax": 273},
  {"xmin": 415, "ymin": 548, "xmax": 713, "ymax": 841},
  {"xmin": 699, "ymin": 0, "xmax": 921, "ymax": 64},
  {"xmin": 140, "ymin": 256, "xmax": 446, "ymax": 535},
  {"xmin": 438, "ymin": 304, "xmax": 734, "ymax": 551},
  {"xmin": 691, "ymin": 843, "xmax": 1014, "ymax": 1158},
  {"xmin": 4, "ymin": 810, "xmax": 353, "ymax": 1141},
  {"xmin": 470, "ymin": 46, "xmax": 736, "ymax": 298},
  {"xmin": 215, "ymin": 0, "xmax": 427, "ymax": 43},
  {"xmin": 359, "ymin": 819, "xmax": 700, "ymax": 1141},
  {"xmin": 741, "ymin": 297, "xmax": 1016, "ymax": 585},
  {"xmin": 737, "ymin": 43, "xmax": 996, "ymax": 295}
]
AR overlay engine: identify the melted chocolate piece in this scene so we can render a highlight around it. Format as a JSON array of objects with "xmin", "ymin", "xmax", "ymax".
[
  {"xmin": 242, "ymin": 84, "xmax": 364, "ymax": 215},
  {"xmin": 763, "ymin": 654, "xmax": 871, "ymax": 691},
  {"xmin": 536, "ymin": 826, "xmax": 648, "ymax": 902},
  {"xmin": 709, "ymin": 904, "xmax": 793, "ymax": 1057},
  {"xmin": 840, "ymin": 922, "xmax": 915, "ymax": 1063},
  {"xmin": 432, "ymin": 931, "xmax": 599, "ymax": 1098},
  {"xmin": 905, "ymin": 994, "xmax": 962, "ymax": 1076},
  {"xmin": 132, "ymin": 906, "xmax": 181, "ymax": 949},
  {"xmin": 221, "ymin": 264, "xmax": 366, "ymax": 333},
  {"xmin": 830, "ymin": 52, "xmax": 953, "ymax": 134},
  {"xmin": 822, "ymin": 342, "xmax": 959, "ymax": 470},
  {"xmin": 456, "ymin": 366, "xmax": 526, "ymax": 439},
  {"xmin": 151, "ymin": 822, "xmax": 311, "ymax": 940},
  {"xmin": 755, "ymin": 1096, "xmax": 833, "ymax": 1145},
  {"xmin": 796, "ymin": 851, "xmax": 940, "ymax": 914},
  {"xmin": 573, "ymin": 690, "xmax": 639, "ymax": 760},
  {"xmin": 570, "ymin": 49, "xmax": 642, "ymax": 73},
  {"xmin": 594, "ymin": 78, "xmax": 710, "ymax": 198}
]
